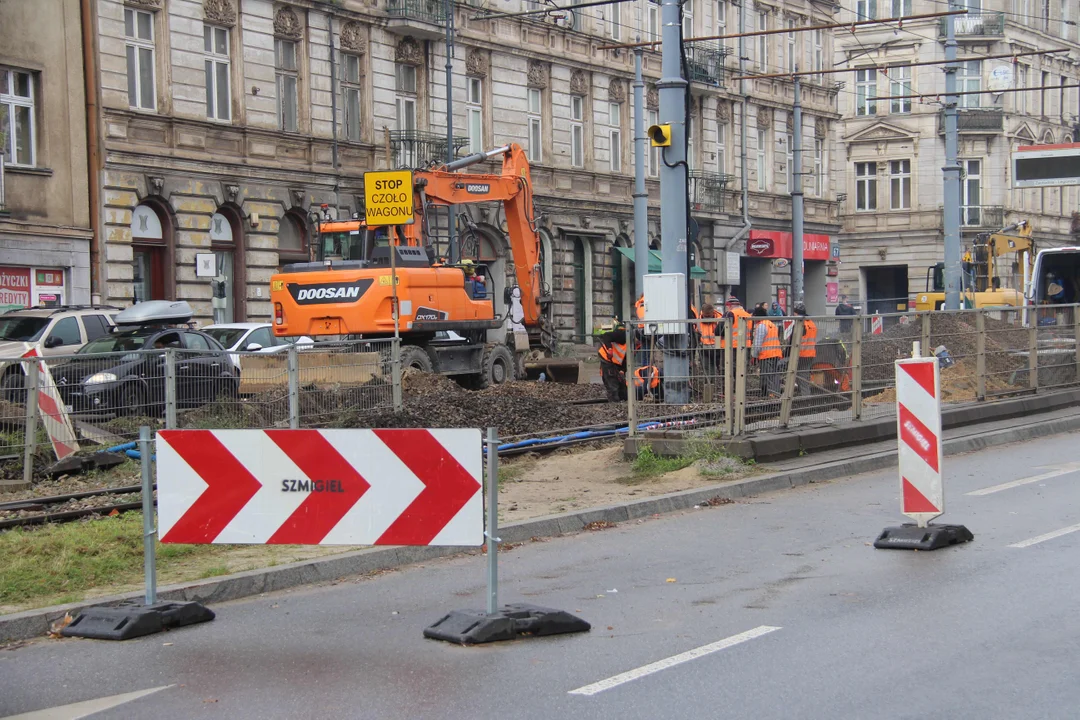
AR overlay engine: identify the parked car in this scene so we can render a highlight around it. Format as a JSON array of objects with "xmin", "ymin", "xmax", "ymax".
[
  {"xmin": 0, "ymin": 305, "xmax": 120, "ymax": 402},
  {"xmin": 202, "ymin": 323, "xmax": 315, "ymax": 370},
  {"xmin": 53, "ymin": 303, "xmax": 238, "ymax": 417}
]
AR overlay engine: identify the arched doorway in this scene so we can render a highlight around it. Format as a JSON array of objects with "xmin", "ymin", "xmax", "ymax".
[
  {"xmin": 277, "ymin": 210, "xmax": 310, "ymax": 268},
  {"xmin": 131, "ymin": 201, "xmax": 175, "ymax": 303},
  {"xmin": 566, "ymin": 234, "xmax": 593, "ymax": 343},
  {"xmin": 210, "ymin": 206, "xmax": 247, "ymax": 322},
  {"xmin": 612, "ymin": 234, "xmax": 632, "ymax": 322}
]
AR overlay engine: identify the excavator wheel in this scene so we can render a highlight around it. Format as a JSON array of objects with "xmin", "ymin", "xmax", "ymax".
[
  {"xmin": 399, "ymin": 345, "xmax": 434, "ymax": 374},
  {"xmin": 475, "ymin": 344, "xmax": 516, "ymax": 389}
]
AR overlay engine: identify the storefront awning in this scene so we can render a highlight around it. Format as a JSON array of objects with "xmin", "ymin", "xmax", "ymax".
[{"xmin": 614, "ymin": 247, "xmax": 707, "ymax": 279}]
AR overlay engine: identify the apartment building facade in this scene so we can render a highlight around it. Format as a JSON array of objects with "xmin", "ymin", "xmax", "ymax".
[
  {"xmin": 92, "ymin": 0, "xmax": 842, "ymax": 339},
  {"xmin": 0, "ymin": 0, "xmax": 93, "ymax": 312},
  {"xmin": 835, "ymin": 0, "xmax": 1080, "ymax": 314}
]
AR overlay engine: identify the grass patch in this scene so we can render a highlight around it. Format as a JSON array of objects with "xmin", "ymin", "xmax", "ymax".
[
  {"xmin": 495, "ymin": 457, "xmax": 536, "ymax": 488},
  {"xmin": 625, "ymin": 443, "xmax": 753, "ymax": 483},
  {"xmin": 630, "ymin": 446, "xmax": 696, "ymax": 477}
]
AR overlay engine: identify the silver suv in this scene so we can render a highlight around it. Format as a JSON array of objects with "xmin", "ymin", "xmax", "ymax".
[{"xmin": 0, "ymin": 305, "xmax": 120, "ymax": 400}]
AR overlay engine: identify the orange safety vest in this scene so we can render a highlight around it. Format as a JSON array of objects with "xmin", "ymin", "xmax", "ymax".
[
  {"xmin": 799, "ymin": 319, "xmax": 817, "ymax": 358},
  {"xmin": 598, "ymin": 342, "xmax": 627, "ymax": 365},
  {"xmin": 759, "ymin": 320, "xmax": 783, "ymax": 360},
  {"xmin": 634, "ymin": 365, "xmax": 660, "ymax": 389},
  {"xmin": 723, "ymin": 307, "xmax": 753, "ymax": 349}
]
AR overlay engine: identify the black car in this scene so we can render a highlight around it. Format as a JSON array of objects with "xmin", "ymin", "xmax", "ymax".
[{"xmin": 54, "ymin": 326, "xmax": 239, "ymax": 416}]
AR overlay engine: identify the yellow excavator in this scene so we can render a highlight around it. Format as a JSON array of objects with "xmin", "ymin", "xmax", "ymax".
[{"xmin": 914, "ymin": 220, "xmax": 1034, "ymax": 311}]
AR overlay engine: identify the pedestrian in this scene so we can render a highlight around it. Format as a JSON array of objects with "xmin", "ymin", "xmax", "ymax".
[
  {"xmin": 792, "ymin": 302, "xmax": 816, "ymax": 394},
  {"xmin": 751, "ymin": 305, "xmax": 784, "ymax": 398},
  {"xmin": 835, "ymin": 294, "xmax": 856, "ymax": 336},
  {"xmin": 697, "ymin": 303, "xmax": 720, "ymax": 378},
  {"xmin": 769, "ymin": 301, "xmax": 784, "ymax": 317}
]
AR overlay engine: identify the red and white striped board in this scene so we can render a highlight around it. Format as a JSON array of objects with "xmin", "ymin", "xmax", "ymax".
[
  {"xmin": 21, "ymin": 348, "xmax": 80, "ymax": 461},
  {"xmin": 157, "ymin": 429, "xmax": 483, "ymax": 546},
  {"xmin": 782, "ymin": 319, "xmax": 794, "ymax": 341},
  {"xmin": 871, "ymin": 315, "xmax": 884, "ymax": 335},
  {"xmin": 895, "ymin": 357, "xmax": 943, "ymax": 525}
]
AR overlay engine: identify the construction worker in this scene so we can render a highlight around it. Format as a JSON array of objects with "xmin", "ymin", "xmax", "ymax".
[
  {"xmin": 697, "ymin": 303, "xmax": 721, "ymax": 377},
  {"xmin": 751, "ymin": 304, "xmax": 784, "ymax": 398},
  {"xmin": 721, "ymin": 295, "xmax": 753, "ymax": 352},
  {"xmin": 596, "ymin": 324, "xmax": 628, "ymax": 401},
  {"xmin": 793, "ymin": 302, "xmax": 816, "ymax": 393}
]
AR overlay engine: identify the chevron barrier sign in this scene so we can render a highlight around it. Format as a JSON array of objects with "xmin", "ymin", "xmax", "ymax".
[
  {"xmin": 157, "ymin": 429, "xmax": 483, "ymax": 546},
  {"xmin": 895, "ymin": 357, "xmax": 943, "ymax": 525}
]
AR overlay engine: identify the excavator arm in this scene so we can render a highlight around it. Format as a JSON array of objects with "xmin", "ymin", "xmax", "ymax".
[{"xmin": 414, "ymin": 144, "xmax": 547, "ymax": 328}]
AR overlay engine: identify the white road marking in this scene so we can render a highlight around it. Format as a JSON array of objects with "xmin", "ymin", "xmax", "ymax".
[
  {"xmin": 1, "ymin": 685, "xmax": 172, "ymax": 720},
  {"xmin": 1009, "ymin": 522, "xmax": 1080, "ymax": 548},
  {"xmin": 568, "ymin": 625, "xmax": 781, "ymax": 697},
  {"xmin": 967, "ymin": 462, "xmax": 1080, "ymax": 496}
]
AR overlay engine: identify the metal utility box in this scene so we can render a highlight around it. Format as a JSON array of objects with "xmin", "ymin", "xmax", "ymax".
[{"xmin": 642, "ymin": 273, "xmax": 687, "ymax": 335}]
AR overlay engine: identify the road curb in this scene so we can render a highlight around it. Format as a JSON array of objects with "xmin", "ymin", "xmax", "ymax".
[{"xmin": 4, "ymin": 410, "xmax": 1080, "ymax": 644}]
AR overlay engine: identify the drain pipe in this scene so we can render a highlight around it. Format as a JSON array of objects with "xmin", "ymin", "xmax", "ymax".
[
  {"xmin": 82, "ymin": 0, "xmax": 102, "ymax": 303},
  {"xmin": 720, "ymin": 0, "xmax": 752, "ymax": 301}
]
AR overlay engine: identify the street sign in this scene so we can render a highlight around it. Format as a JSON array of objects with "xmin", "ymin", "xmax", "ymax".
[
  {"xmin": 895, "ymin": 357, "xmax": 943, "ymax": 525},
  {"xmin": 871, "ymin": 314, "xmax": 883, "ymax": 335},
  {"xmin": 1012, "ymin": 143, "xmax": 1080, "ymax": 188},
  {"xmin": 157, "ymin": 428, "xmax": 482, "ymax": 546},
  {"xmin": 364, "ymin": 170, "xmax": 415, "ymax": 226}
]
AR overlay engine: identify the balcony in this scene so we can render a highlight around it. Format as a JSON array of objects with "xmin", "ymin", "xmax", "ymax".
[
  {"xmin": 938, "ymin": 12, "xmax": 1005, "ymax": 37},
  {"xmin": 688, "ymin": 170, "xmax": 734, "ymax": 212},
  {"xmin": 389, "ymin": 130, "xmax": 469, "ymax": 169},
  {"xmin": 937, "ymin": 108, "xmax": 1004, "ymax": 135},
  {"xmin": 386, "ymin": 0, "xmax": 447, "ymax": 39},
  {"xmin": 685, "ymin": 43, "xmax": 731, "ymax": 88},
  {"xmin": 961, "ymin": 205, "xmax": 1005, "ymax": 229}
]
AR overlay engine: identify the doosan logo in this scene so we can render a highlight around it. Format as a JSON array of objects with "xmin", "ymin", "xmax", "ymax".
[
  {"xmin": 465, "ymin": 183, "xmax": 491, "ymax": 194},
  {"xmin": 288, "ymin": 279, "xmax": 372, "ymax": 305}
]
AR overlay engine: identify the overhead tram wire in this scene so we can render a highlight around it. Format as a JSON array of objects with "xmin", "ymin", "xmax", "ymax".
[{"xmin": 873, "ymin": 83, "xmax": 1080, "ymax": 102}]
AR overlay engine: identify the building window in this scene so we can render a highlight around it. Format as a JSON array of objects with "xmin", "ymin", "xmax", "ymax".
[
  {"xmin": 648, "ymin": 1, "xmax": 660, "ymax": 41},
  {"xmin": 889, "ymin": 159, "xmax": 911, "ymax": 210},
  {"xmin": 855, "ymin": 161, "xmax": 877, "ymax": 211},
  {"xmin": 785, "ymin": 132, "xmax": 794, "ymax": 189},
  {"xmin": 276, "ymin": 39, "xmax": 299, "ymax": 132},
  {"xmin": 0, "ymin": 68, "xmax": 35, "ymax": 166},
  {"xmin": 1041, "ymin": 70, "xmax": 1049, "ymax": 116},
  {"xmin": 343, "ymin": 53, "xmax": 362, "ymax": 142},
  {"xmin": 717, "ymin": 121, "xmax": 727, "ymax": 174},
  {"xmin": 786, "ymin": 20, "xmax": 796, "ymax": 73},
  {"xmin": 204, "ymin": 25, "xmax": 230, "ymax": 121},
  {"xmin": 609, "ymin": 0, "xmax": 621, "ymax": 40},
  {"xmin": 1060, "ymin": 76, "xmax": 1067, "ymax": 122},
  {"xmin": 889, "ymin": 66, "xmax": 911, "ymax": 113},
  {"xmin": 687, "ymin": 112, "xmax": 695, "ymax": 171},
  {"xmin": 527, "ymin": 88, "xmax": 543, "ymax": 163},
  {"xmin": 813, "ymin": 29, "xmax": 823, "ymax": 77},
  {"xmin": 1016, "ymin": 64, "xmax": 1027, "ymax": 113},
  {"xmin": 890, "ymin": 0, "xmax": 912, "ymax": 16},
  {"xmin": 647, "ymin": 108, "xmax": 659, "ymax": 177},
  {"xmin": 856, "ymin": 68, "xmax": 877, "ymax": 115},
  {"xmin": 757, "ymin": 12, "xmax": 768, "ymax": 71},
  {"xmin": 814, "ymin": 138, "xmax": 825, "ymax": 196},
  {"xmin": 856, "ymin": 0, "xmax": 876, "ymax": 19},
  {"xmin": 467, "ymin": 77, "xmax": 483, "ymax": 153},
  {"xmin": 570, "ymin": 95, "xmax": 585, "ymax": 168},
  {"xmin": 756, "ymin": 128, "xmax": 768, "ymax": 191},
  {"xmin": 1042, "ymin": 0, "xmax": 1050, "ymax": 32},
  {"xmin": 125, "ymin": 7, "xmax": 156, "ymax": 110},
  {"xmin": 958, "ymin": 60, "xmax": 981, "ymax": 109},
  {"xmin": 608, "ymin": 102, "xmax": 622, "ymax": 173},
  {"xmin": 961, "ymin": 159, "xmax": 981, "ymax": 225},
  {"xmin": 1064, "ymin": 0, "xmax": 1073, "ymax": 41},
  {"xmin": 682, "ymin": 0, "xmax": 694, "ymax": 37},
  {"xmin": 395, "ymin": 64, "xmax": 417, "ymax": 166},
  {"xmin": 717, "ymin": 0, "xmax": 726, "ymax": 30}
]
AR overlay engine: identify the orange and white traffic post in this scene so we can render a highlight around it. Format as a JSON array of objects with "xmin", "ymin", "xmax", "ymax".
[{"xmin": 874, "ymin": 343, "xmax": 973, "ymax": 550}]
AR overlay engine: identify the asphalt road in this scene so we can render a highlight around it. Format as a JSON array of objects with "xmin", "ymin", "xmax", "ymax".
[{"xmin": 5, "ymin": 430, "xmax": 1080, "ymax": 719}]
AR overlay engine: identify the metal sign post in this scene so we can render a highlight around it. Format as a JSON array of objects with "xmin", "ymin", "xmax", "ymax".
[
  {"xmin": 140, "ymin": 426, "xmax": 157, "ymax": 606},
  {"xmin": 485, "ymin": 426, "xmax": 499, "ymax": 615}
]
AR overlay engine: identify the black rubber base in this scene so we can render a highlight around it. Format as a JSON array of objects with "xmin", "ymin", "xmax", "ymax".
[
  {"xmin": 61, "ymin": 601, "xmax": 215, "ymax": 640},
  {"xmin": 424, "ymin": 603, "xmax": 591, "ymax": 645},
  {"xmin": 874, "ymin": 523, "xmax": 974, "ymax": 551}
]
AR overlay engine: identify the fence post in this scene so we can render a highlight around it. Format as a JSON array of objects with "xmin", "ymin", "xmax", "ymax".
[
  {"xmin": 22, "ymin": 361, "xmax": 39, "ymax": 487},
  {"xmin": 852, "ymin": 318, "xmax": 863, "ymax": 421},
  {"xmin": 626, "ymin": 323, "xmax": 637, "ymax": 437},
  {"xmin": 164, "ymin": 349, "xmax": 177, "ymax": 429},
  {"xmin": 139, "ymin": 426, "xmax": 157, "ymax": 606},
  {"xmin": 1029, "ymin": 320, "xmax": 1038, "ymax": 392},
  {"xmin": 779, "ymin": 319, "xmax": 803, "ymax": 428},
  {"xmin": 1074, "ymin": 305, "xmax": 1080, "ymax": 386},
  {"xmin": 976, "ymin": 310, "xmax": 986, "ymax": 400},
  {"xmin": 734, "ymin": 318, "xmax": 747, "ymax": 435},
  {"xmin": 921, "ymin": 311, "xmax": 931, "ymax": 353},
  {"xmin": 287, "ymin": 344, "xmax": 300, "ymax": 429},
  {"xmin": 723, "ymin": 317, "xmax": 733, "ymax": 436},
  {"xmin": 390, "ymin": 336, "xmax": 403, "ymax": 412},
  {"xmin": 485, "ymin": 427, "xmax": 499, "ymax": 615}
]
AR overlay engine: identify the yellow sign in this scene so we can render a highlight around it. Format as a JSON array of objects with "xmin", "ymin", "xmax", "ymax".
[
  {"xmin": 364, "ymin": 170, "xmax": 415, "ymax": 226},
  {"xmin": 271, "ymin": 280, "xmax": 284, "ymax": 291},
  {"xmin": 377, "ymin": 275, "xmax": 401, "ymax": 286}
]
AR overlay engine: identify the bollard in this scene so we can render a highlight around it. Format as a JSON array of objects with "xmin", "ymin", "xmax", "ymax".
[
  {"xmin": 287, "ymin": 345, "xmax": 300, "ymax": 429},
  {"xmin": 391, "ymin": 336, "xmax": 403, "ymax": 412},
  {"xmin": 22, "ymin": 362, "xmax": 39, "ymax": 488},
  {"xmin": 140, "ymin": 426, "xmax": 157, "ymax": 605},
  {"xmin": 486, "ymin": 427, "xmax": 499, "ymax": 615},
  {"xmin": 164, "ymin": 349, "xmax": 177, "ymax": 429}
]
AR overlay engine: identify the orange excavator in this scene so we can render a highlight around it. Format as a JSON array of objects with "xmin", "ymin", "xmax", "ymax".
[{"xmin": 269, "ymin": 144, "xmax": 562, "ymax": 387}]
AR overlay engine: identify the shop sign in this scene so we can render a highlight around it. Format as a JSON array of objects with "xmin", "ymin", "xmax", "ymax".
[
  {"xmin": 827, "ymin": 282, "xmax": 840, "ymax": 304},
  {"xmin": 746, "ymin": 231, "xmax": 831, "ymax": 261},
  {"xmin": 36, "ymin": 269, "xmax": 64, "ymax": 286},
  {"xmin": 777, "ymin": 287, "xmax": 788, "ymax": 313},
  {"xmin": 747, "ymin": 237, "xmax": 775, "ymax": 257},
  {"xmin": 0, "ymin": 267, "xmax": 31, "ymax": 309}
]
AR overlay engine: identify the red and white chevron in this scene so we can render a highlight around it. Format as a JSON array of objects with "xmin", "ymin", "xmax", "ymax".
[
  {"xmin": 157, "ymin": 429, "xmax": 482, "ymax": 546},
  {"xmin": 22, "ymin": 348, "xmax": 80, "ymax": 461},
  {"xmin": 895, "ymin": 357, "xmax": 944, "ymax": 523}
]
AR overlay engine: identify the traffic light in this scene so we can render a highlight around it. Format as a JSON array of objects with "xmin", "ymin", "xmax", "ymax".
[{"xmin": 648, "ymin": 123, "xmax": 672, "ymax": 147}]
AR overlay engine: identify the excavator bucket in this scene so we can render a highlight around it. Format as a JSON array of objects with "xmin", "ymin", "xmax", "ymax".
[{"xmin": 522, "ymin": 358, "xmax": 583, "ymax": 384}]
